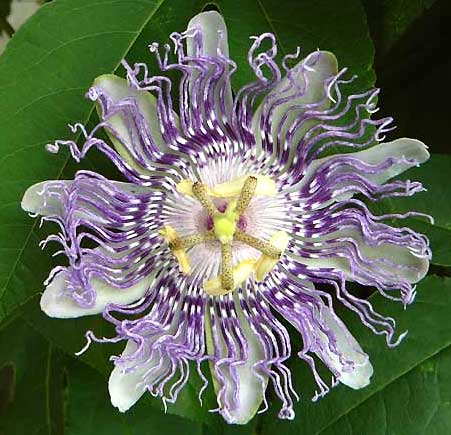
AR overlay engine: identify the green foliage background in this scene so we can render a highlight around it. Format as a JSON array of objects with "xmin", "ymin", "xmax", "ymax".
[{"xmin": 0, "ymin": 0, "xmax": 450, "ymax": 434}]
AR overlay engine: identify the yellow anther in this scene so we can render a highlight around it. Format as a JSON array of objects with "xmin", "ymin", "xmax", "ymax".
[
  {"xmin": 235, "ymin": 229, "xmax": 282, "ymax": 259},
  {"xmin": 173, "ymin": 251, "xmax": 192, "ymax": 275},
  {"xmin": 235, "ymin": 176, "xmax": 258, "ymax": 215},
  {"xmin": 159, "ymin": 225, "xmax": 178, "ymax": 243},
  {"xmin": 176, "ymin": 179, "xmax": 196, "ymax": 196},
  {"xmin": 176, "ymin": 179, "xmax": 214, "ymax": 197},
  {"xmin": 204, "ymin": 259, "xmax": 256, "ymax": 296},
  {"xmin": 212, "ymin": 175, "xmax": 277, "ymax": 198},
  {"xmin": 159, "ymin": 225, "xmax": 192, "ymax": 275},
  {"xmin": 254, "ymin": 231, "xmax": 290, "ymax": 281},
  {"xmin": 192, "ymin": 182, "xmax": 217, "ymax": 216},
  {"xmin": 176, "ymin": 175, "xmax": 276, "ymax": 200}
]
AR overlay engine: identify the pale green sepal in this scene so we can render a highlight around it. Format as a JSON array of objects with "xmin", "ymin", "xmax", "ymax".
[
  {"xmin": 41, "ymin": 267, "xmax": 152, "ymax": 318},
  {"xmin": 252, "ymin": 51, "xmax": 339, "ymax": 163},
  {"xmin": 92, "ymin": 74, "xmax": 180, "ymax": 175},
  {"xmin": 204, "ymin": 294, "xmax": 268, "ymax": 424}
]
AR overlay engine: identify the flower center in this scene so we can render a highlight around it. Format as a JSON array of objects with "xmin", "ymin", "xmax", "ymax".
[{"xmin": 160, "ymin": 175, "xmax": 289, "ymax": 296}]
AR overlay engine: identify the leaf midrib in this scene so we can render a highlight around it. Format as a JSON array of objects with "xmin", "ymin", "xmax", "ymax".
[{"xmin": 256, "ymin": 0, "xmax": 287, "ymax": 55}]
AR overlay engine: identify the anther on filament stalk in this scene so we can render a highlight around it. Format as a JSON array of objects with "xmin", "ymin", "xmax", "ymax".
[
  {"xmin": 169, "ymin": 231, "xmax": 216, "ymax": 251},
  {"xmin": 160, "ymin": 226, "xmax": 216, "ymax": 275},
  {"xmin": 235, "ymin": 176, "xmax": 257, "ymax": 215},
  {"xmin": 192, "ymin": 181, "xmax": 217, "ymax": 216},
  {"xmin": 220, "ymin": 242, "xmax": 234, "ymax": 292},
  {"xmin": 234, "ymin": 229, "xmax": 282, "ymax": 259}
]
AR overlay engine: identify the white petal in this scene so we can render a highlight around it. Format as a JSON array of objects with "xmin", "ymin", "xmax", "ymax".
[
  {"xmin": 187, "ymin": 11, "xmax": 230, "ymax": 58},
  {"xmin": 304, "ymin": 138, "xmax": 430, "ymax": 197},
  {"xmin": 253, "ymin": 51, "xmax": 338, "ymax": 151},
  {"xmin": 22, "ymin": 180, "xmax": 148, "ymax": 217},
  {"xmin": 316, "ymin": 306, "xmax": 373, "ymax": 389},
  {"xmin": 186, "ymin": 11, "xmax": 233, "ymax": 113},
  {"xmin": 93, "ymin": 74, "xmax": 180, "ymax": 169},
  {"xmin": 108, "ymin": 340, "xmax": 150, "ymax": 412},
  {"xmin": 21, "ymin": 180, "xmax": 72, "ymax": 216},
  {"xmin": 295, "ymin": 225, "xmax": 429, "ymax": 284},
  {"xmin": 40, "ymin": 268, "xmax": 152, "ymax": 318},
  {"xmin": 291, "ymin": 140, "xmax": 430, "ymax": 284},
  {"xmin": 206, "ymin": 294, "xmax": 267, "ymax": 424}
]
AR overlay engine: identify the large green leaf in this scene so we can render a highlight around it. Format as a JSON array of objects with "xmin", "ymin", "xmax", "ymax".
[
  {"xmin": 321, "ymin": 344, "xmax": 451, "ymax": 435},
  {"xmin": 0, "ymin": 319, "xmax": 66, "ymax": 435},
  {"xmin": 259, "ymin": 275, "xmax": 451, "ymax": 434},
  {"xmin": 217, "ymin": 0, "xmax": 375, "ymax": 91}
]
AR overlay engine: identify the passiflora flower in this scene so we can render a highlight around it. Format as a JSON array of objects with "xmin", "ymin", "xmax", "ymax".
[{"xmin": 22, "ymin": 11, "xmax": 431, "ymax": 424}]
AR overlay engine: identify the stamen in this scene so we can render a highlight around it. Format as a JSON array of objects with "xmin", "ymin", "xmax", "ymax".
[
  {"xmin": 192, "ymin": 181, "xmax": 217, "ymax": 216},
  {"xmin": 173, "ymin": 251, "xmax": 191, "ymax": 275},
  {"xmin": 235, "ymin": 229, "xmax": 281, "ymax": 259},
  {"xmin": 254, "ymin": 231, "xmax": 290, "ymax": 281},
  {"xmin": 176, "ymin": 179, "xmax": 214, "ymax": 197},
  {"xmin": 160, "ymin": 226, "xmax": 216, "ymax": 275},
  {"xmin": 204, "ymin": 259, "xmax": 256, "ymax": 296},
  {"xmin": 160, "ymin": 225, "xmax": 192, "ymax": 275},
  {"xmin": 159, "ymin": 225, "xmax": 179, "ymax": 244},
  {"xmin": 234, "ymin": 176, "xmax": 257, "ymax": 215},
  {"xmin": 172, "ymin": 174, "xmax": 284, "ymax": 292},
  {"xmin": 221, "ymin": 242, "xmax": 234, "ymax": 292},
  {"xmin": 169, "ymin": 231, "xmax": 216, "ymax": 250}
]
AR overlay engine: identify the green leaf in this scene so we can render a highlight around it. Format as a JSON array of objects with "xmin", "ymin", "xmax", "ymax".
[
  {"xmin": 0, "ymin": 319, "xmax": 66, "ymax": 435},
  {"xmin": 320, "ymin": 344, "xmax": 451, "ymax": 435},
  {"xmin": 259, "ymin": 275, "xmax": 451, "ymax": 434},
  {"xmin": 363, "ymin": 0, "xmax": 437, "ymax": 54},
  {"xmin": 65, "ymin": 359, "xmax": 203, "ymax": 435}
]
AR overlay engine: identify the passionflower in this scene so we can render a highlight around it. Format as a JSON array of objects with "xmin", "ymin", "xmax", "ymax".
[{"xmin": 22, "ymin": 11, "xmax": 431, "ymax": 424}]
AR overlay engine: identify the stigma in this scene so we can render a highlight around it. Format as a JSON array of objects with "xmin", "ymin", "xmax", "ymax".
[{"xmin": 160, "ymin": 175, "xmax": 289, "ymax": 296}]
